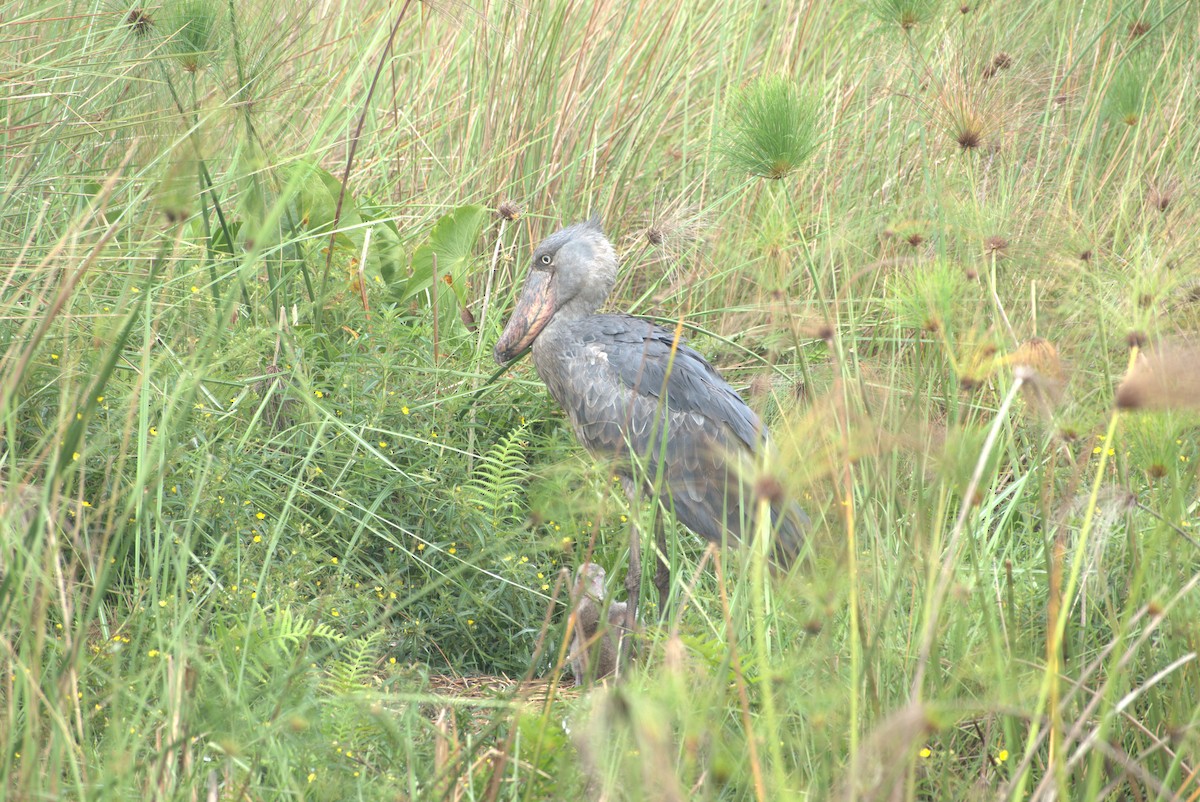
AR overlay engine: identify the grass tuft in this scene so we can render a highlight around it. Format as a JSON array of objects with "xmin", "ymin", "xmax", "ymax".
[
  {"xmin": 719, "ymin": 76, "xmax": 820, "ymax": 181},
  {"xmin": 866, "ymin": 0, "xmax": 942, "ymax": 32},
  {"xmin": 162, "ymin": 0, "xmax": 225, "ymax": 73}
]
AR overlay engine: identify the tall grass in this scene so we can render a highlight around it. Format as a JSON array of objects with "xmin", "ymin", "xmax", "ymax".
[{"xmin": 1, "ymin": 0, "xmax": 1198, "ymax": 798}]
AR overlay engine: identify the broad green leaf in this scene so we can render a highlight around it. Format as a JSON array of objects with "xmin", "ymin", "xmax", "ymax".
[
  {"xmin": 400, "ymin": 203, "xmax": 487, "ymax": 305},
  {"xmin": 286, "ymin": 159, "xmax": 361, "ymax": 249},
  {"xmin": 357, "ymin": 203, "xmax": 405, "ymax": 287}
]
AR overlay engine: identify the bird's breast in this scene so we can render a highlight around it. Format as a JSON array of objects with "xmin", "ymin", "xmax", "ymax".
[{"xmin": 532, "ymin": 338, "xmax": 639, "ymax": 456}]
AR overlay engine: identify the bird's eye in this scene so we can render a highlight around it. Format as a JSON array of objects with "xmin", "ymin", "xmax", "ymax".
[{"xmin": 539, "ymin": 254, "xmax": 552, "ymax": 266}]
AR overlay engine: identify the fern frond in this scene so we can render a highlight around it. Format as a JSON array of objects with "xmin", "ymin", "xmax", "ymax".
[
  {"xmin": 320, "ymin": 629, "xmax": 389, "ymax": 745},
  {"xmin": 464, "ymin": 424, "xmax": 529, "ymax": 529},
  {"xmin": 321, "ymin": 628, "xmax": 386, "ymax": 698},
  {"xmin": 235, "ymin": 607, "xmax": 345, "ymax": 684}
]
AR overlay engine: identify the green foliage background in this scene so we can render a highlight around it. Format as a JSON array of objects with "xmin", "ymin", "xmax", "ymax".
[{"xmin": 1, "ymin": 0, "xmax": 1198, "ymax": 799}]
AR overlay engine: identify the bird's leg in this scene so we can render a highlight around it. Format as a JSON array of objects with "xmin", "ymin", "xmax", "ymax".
[
  {"xmin": 652, "ymin": 509, "xmax": 671, "ymax": 620},
  {"xmin": 618, "ymin": 476, "xmax": 642, "ymax": 639},
  {"xmin": 624, "ymin": 516, "xmax": 641, "ymax": 636}
]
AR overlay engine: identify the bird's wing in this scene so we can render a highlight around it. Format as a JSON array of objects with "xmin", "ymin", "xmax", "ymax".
[
  {"xmin": 541, "ymin": 315, "xmax": 772, "ymax": 544},
  {"xmin": 583, "ymin": 316, "xmax": 766, "ymax": 451}
]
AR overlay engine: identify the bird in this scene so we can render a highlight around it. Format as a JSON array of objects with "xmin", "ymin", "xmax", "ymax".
[
  {"xmin": 493, "ymin": 218, "xmax": 807, "ymax": 626},
  {"xmin": 568, "ymin": 562, "xmax": 629, "ymax": 684}
]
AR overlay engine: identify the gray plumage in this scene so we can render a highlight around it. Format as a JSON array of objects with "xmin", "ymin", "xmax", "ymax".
[{"xmin": 494, "ymin": 219, "xmax": 807, "ymax": 562}]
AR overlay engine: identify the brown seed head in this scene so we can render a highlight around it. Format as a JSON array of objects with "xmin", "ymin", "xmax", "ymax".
[
  {"xmin": 984, "ymin": 235, "xmax": 1009, "ymax": 255},
  {"xmin": 982, "ymin": 52, "xmax": 1013, "ymax": 79},
  {"xmin": 955, "ymin": 126, "xmax": 983, "ymax": 150},
  {"xmin": 1148, "ymin": 185, "xmax": 1174, "ymax": 212},
  {"xmin": 1126, "ymin": 330, "xmax": 1148, "ymax": 349},
  {"xmin": 496, "ymin": 200, "xmax": 520, "ymax": 221},
  {"xmin": 1079, "ymin": 249, "xmax": 1093, "ymax": 263},
  {"xmin": 1128, "ymin": 19, "xmax": 1151, "ymax": 38},
  {"xmin": 906, "ymin": 232, "xmax": 925, "ymax": 248},
  {"xmin": 1009, "ymin": 336, "xmax": 1062, "ymax": 380},
  {"xmin": 126, "ymin": 8, "xmax": 153, "ymax": 36},
  {"xmin": 1146, "ymin": 463, "xmax": 1167, "ymax": 479},
  {"xmin": 637, "ymin": 205, "xmax": 708, "ymax": 260},
  {"xmin": 748, "ymin": 373, "xmax": 772, "ymax": 399},
  {"xmin": 754, "ymin": 475, "xmax": 786, "ymax": 506},
  {"xmin": 1114, "ymin": 488, "xmax": 1138, "ymax": 511}
]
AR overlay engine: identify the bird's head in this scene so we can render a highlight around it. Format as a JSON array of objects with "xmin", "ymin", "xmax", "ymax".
[
  {"xmin": 493, "ymin": 219, "xmax": 617, "ymax": 364},
  {"xmin": 574, "ymin": 562, "xmax": 608, "ymax": 601}
]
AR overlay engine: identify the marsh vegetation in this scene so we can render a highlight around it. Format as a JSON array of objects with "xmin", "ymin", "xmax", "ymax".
[{"xmin": 2, "ymin": 0, "xmax": 1198, "ymax": 798}]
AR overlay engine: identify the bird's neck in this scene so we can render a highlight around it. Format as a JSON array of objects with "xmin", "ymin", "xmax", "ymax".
[
  {"xmin": 533, "ymin": 313, "xmax": 574, "ymax": 357},
  {"xmin": 554, "ymin": 293, "xmax": 601, "ymax": 324}
]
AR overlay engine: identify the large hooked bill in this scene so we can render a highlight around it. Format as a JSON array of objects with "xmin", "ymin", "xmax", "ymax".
[{"xmin": 493, "ymin": 269, "xmax": 556, "ymax": 364}]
